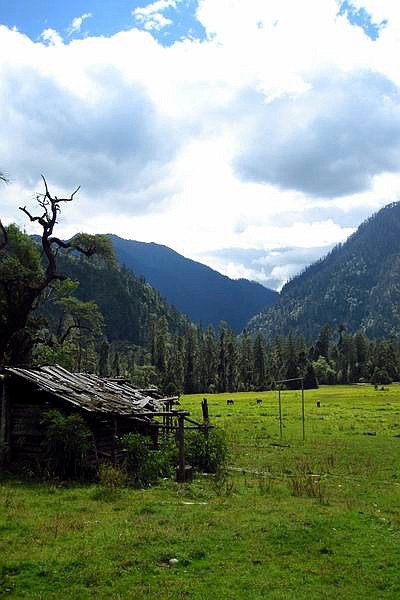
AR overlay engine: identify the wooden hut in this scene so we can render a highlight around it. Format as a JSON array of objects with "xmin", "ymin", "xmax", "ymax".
[{"xmin": 0, "ymin": 365, "xmax": 176, "ymax": 470}]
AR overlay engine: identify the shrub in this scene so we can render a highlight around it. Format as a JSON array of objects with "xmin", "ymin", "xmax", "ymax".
[
  {"xmin": 185, "ymin": 428, "xmax": 228, "ymax": 473},
  {"xmin": 371, "ymin": 368, "xmax": 392, "ymax": 385},
  {"xmin": 119, "ymin": 433, "xmax": 173, "ymax": 488},
  {"xmin": 91, "ymin": 463, "xmax": 129, "ymax": 501},
  {"xmin": 42, "ymin": 410, "xmax": 94, "ymax": 479},
  {"xmin": 97, "ymin": 462, "xmax": 128, "ymax": 488}
]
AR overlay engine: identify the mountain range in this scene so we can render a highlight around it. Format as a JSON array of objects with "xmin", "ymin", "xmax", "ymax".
[
  {"xmin": 107, "ymin": 234, "xmax": 279, "ymax": 333},
  {"xmin": 248, "ymin": 202, "xmax": 400, "ymax": 340},
  {"xmin": 51, "ymin": 253, "xmax": 190, "ymax": 347}
]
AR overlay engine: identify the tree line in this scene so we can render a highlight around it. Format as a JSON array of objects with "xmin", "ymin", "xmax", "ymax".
[
  {"xmin": 100, "ymin": 322, "xmax": 400, "ymax": 395},
  {"xmin": 1, "ymin": 177, "xmax": 400, "ymax": 395}
]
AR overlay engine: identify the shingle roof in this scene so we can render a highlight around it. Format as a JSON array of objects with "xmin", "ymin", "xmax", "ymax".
[{"xmin": 5, "ymin": 364, "xmax": 170, "ymax": 417}]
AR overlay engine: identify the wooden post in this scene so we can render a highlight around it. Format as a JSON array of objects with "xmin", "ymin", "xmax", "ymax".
[
  {"xmin": 0, "ymin": 374, "xmax": 9, "ymax": 468},
  {"xmin": 278, "ymin": 387, "xmax": 283, "ymax": 439},
  {"xmin": 176, "ymin": 413, "xmax": 186, "ymax": 483},
  {"xmin": 201, "ymin": 398, "xmax": 209, "ymax": 439},
  {"xmin": 167, "ymin": 402, "xmax": 172, "ymax": 436},
  {"xmin": 201, "ymin": 398, "xmax": 209, "ymax": 422}
]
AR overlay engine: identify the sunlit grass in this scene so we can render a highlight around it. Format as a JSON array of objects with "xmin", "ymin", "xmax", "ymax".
[{"xmin": 1, "ymin": 385, "xmax": 400, "ymax": 598}]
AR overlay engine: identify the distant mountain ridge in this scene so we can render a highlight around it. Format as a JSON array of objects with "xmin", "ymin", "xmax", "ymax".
[
  {"xmin": 248, "ymin": 202, "xmax": 400, "ymax": 340},
  {"xmin": 52, "ymin": 252, "xmax": 190, "ymax": 346},
  {"xmin": 107, "ymin": 235, "xmax": 279, "ymax": 333}
]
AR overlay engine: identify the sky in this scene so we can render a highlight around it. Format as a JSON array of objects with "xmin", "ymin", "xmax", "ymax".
[{"xmin": 1, "ymin": 0, "xmax": 400, "ymax": 290}]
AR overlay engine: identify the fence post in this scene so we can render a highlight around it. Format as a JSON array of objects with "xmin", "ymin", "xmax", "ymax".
[
  {"xmin": 202, "ymin": 398, "xmax": 209, "ymax": 439},
  {"xmin": 176, "ymin": 413, "xmax": 186, "ymax": 483}
]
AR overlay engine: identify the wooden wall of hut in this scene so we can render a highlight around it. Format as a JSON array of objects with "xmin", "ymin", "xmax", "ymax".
[{"xmin": 1, "ymin": 375, "xmax": 157, "ymax": 473}]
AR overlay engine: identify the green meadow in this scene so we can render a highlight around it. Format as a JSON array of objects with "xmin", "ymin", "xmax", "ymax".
[{"xmin": 1, "ymin": 385, "xmax": 400, "ymax": 599}]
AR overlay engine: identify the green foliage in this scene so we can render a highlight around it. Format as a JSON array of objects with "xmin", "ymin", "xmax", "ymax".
[
  {"xmin": 313, "ymin": 356, "xmax": 336, "ymax": 385},
  {"xmin": 3, "ymin": 386, "xmax": 400, "ymax": 598},
  {"xmin": 131, "ymin": 365, "xmax": 159, "ymax": 388},
  {"xmin": 371, "ymin": 367, "xmax": 392, "ymax": 385},
  {"xmin": 52, "ymin": 253, "xmax": 190, "ymax": 348},
  {"xmin": 0, "ymin": 226, "xmax": 45, "ymax": 363},
  {"xmin": 32, "ymin": 340, "xmax": 76, "ymax": 371},
  {"xmin": 96, "ymin": 463, "xmax": 128, "ymax": 488},
  {"xmin": 248, "ymin": 201, "xmax": 400, "ymax": 340},
  {"xmin": 41, "ymin": 410, "xmax": 94, "ymax": 479},
  {"xmin": 69, "ymin": 233, "xmax": 117, "ymax": 267},
  {"xmin": 185, "ymin": 428, "xmax": 228, "ymax": 473},
  {"xmin": 0, "ymin": 222, "xmax": 115, "ymax": 366},
  {"xmin": 1, "ymin": 224, "xmax": 43, "ymax": 282},
  {"xmin": 119, "ymin": 433, "xmax": 173, "ymax": 488},
  {"xmin": 98, "ymin": 341, "xmax": 110, "ymax": 377},
  {"xmin": 91, "ymin": 463, "xmax": 129, "ymax": 500}
]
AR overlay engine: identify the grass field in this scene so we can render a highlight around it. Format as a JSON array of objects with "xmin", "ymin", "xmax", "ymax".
[{"xmin": 1, "ymin": 385, "xmax": 400, "ymax": 599}]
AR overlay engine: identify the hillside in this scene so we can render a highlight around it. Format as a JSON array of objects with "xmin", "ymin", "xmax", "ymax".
[
  {"xmin": 52, "ymin": 253, "xmax": 190, "ymax": 345},
  {"xmin": 108, "ymin": 235, "xmax": 278, "ymax": 333},
  {"xmin": 248, "ymin": 202, "xmax": 400, "ymax": 340}
]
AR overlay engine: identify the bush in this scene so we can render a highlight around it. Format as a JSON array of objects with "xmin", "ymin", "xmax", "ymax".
[
  {"xmin": 185, "ymin": 428, "xmax": 228, "ymax": 473},
  {"xmin": 97, "ymin": 462, "xmax": 128, "ymax": 488},
  {"xmin": 91, "ymin": 463, "xmax": 129, "ymax": 501},
  {"xmin": 371, "ymin": 368, "xmax": 392, "ymax": 385},
  {"xmin": 42, "ymin": 410, "xmax": 94, "ymax": 479},
  {"xmin": 119, "ymin": 433, "xmax": 173, "ymax": 488}
]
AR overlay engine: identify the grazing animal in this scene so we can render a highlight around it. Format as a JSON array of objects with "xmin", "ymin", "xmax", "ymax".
[
  {"xmin": 227, "ymin": 399, "xmax": 234, "ymax": 405},
  {"xmin": 316, "ymin": 400, "xmax": 321, "ymax": 408},
  {"xmin": 256, "ymin": 399, "xmax": 262, "ymax": 404}
]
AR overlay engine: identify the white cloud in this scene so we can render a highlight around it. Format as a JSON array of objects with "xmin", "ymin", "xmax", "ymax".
[
  {"xmin": 67, "ymin": 12, "xmax": 92, "ymax": 37},
  {"xmin": 134, "ymin": 0, "xmax": 177, "ymax": 18},
  {"xmin": 39, "ymin": 28, "xmax": 63, "ymax": 46},
  {"xmin": 133, "ymin": 0, "xmax": 176, "ymax": 31},
  {"xmin": 2, "ymin": 0, "xmax": 400, "ymax": 289}
]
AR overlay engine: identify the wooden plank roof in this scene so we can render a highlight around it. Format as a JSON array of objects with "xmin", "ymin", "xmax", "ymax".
[{"xmin": 4, "ymin": 365, "xmax": 171, "ymax": 417}]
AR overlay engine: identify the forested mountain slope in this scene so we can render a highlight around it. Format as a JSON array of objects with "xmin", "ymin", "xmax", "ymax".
[
  {"xmin": 248, "ymin": 202, "xmax": 400, "ymax": 340},
  {"xmin": 54, "ymin": 253, "xmax": 190, "ymax": 345},
  {"xmin": 108, "ymin": 235, "xmax": 278, "ymax": 333}
]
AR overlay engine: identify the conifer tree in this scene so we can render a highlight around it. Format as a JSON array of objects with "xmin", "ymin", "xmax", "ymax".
[{"xmin": 253, "ymin": 333, "xmax": 267, "ymax": 391}]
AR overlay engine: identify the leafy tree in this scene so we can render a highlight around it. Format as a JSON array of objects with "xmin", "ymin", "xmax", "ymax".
[
  {"xmin": 42, "ymin": 409, "xmax": 94, "ymax": 479},
  {"xmin": 253, "ymin": 333, "xmax": 267, "ymax": 390},
  {"xmin": 184, "ymin": 325, "xmax": 199, "ymax": 393},
  {"xmin": 353, "ymin": 331, "xmax": 370, "ymax": 381},
  {"xmin": 285, "ymin": 334, "xmax": 300, "ymax": 389},
  {"xmin": 371, "ymin": 367, "xmax": 392, "ymax": 385},
  {"xmin": 303, "ymin": 363, "xmax": 319, "ymax": 389},
  {"xmin": 217, "ymin": 324, "xmax": 228, "ymax": 392},
  {"xmin": 239, "ymin": 329, "xmax": 254, "ymax": 390},
  {"xmin": 313, "ymin": 356, "xmax": 336, "ymax": 385},
  {"xmin": 0, "ymin": 177, "xmax": 114, "ymax": 366},
  {"xmin": 200, "ymin": 325, "xmax": 218, "ymax": 392},
  {"xmin": 0, "ymin": 225, "xmax": 45, "ymax": 363},
  {"xmin": 98, "ymin": 341, "xmax": 110, "ymax": 377},
  {"xmin": 313, "ymin": 325, "xmax": 331, "ymax": 360}
]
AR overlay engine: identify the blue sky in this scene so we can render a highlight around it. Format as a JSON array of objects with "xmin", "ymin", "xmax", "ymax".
[
  {"xmin": 1, "ymin": 0, "xmax": 400, "ymax": 290},
  {"xmin": 0, "ymin": 0, "xmax": 206, "ymax": 45},
  {"xmin": 0, "ymin": 0, "xmax": 381, "ymax": 44}
]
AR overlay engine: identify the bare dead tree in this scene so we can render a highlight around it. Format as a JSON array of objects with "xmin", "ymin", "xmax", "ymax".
[
  {"xmin": 18, "ymin": 175, "xmax": 100, "ymax": 289},
  {"xmin": 0, "ymin": 176, "xmax": 114, "ymax": 365}
]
